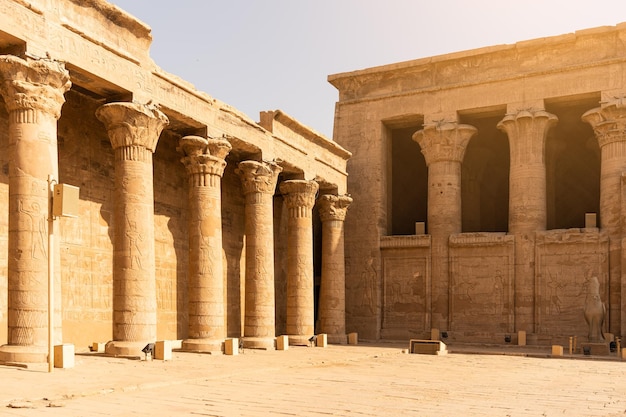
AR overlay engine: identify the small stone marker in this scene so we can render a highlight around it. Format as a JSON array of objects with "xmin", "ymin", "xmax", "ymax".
[
  {"xmin": 517, "ymin": 330, "xmax": 526, "ymax": 346},
  {"xmin": 54, "ymin": 344, "xmax": 75, "ymax": 368},
  {"xmin": 348, "ymin": 332, "xmax": 358, "ymax": 345},
  {"xmin": 316, "ymin": 334, "xmax": 328, "ymax": 348},
  {"xmin": 155, "ymin": 340, "xmax": 172, "ymax": 360},
  {"xmin": 225, "ymin": 338, "xmax": 238, "ymax": 356},
  {"xmin": 92, "ymin": 342, "xmax": 106, "ymax": 353},
  {"xmin": 551, "ymin": 345, "xmax": 563, "ymax": 356},
  {"xmin": 276, "ymin": 335, "xmax": 289, "ymax": 351},
  {"xmin": 409, "ymin": 339, "xmax": 447, "ymax": 355}
]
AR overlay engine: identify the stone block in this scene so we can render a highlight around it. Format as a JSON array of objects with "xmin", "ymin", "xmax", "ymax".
[
  {"xmin": 225, "ymin": 338, "xmax": 238, "ymax": 356},
  {"xmin": 54, "ymin": 344, "xmax": 75, "ymax": 368},
  {"xmin": 348, "ymin": 332, "xmax": 358, "ymax": 345},
  {"xmin": 585, "ymin": 213, "xmax": 597, "ymax": 228},
  {"xmin": 276, "ymin": 335, "xmax": 289, "ymax": 351},
  {"xmin": 409, "ymin": 339, "xmax": 447, "ymax": 355},
  {"xmin": 92, "ymin": 342, "xmax": 106, "ymax": 353},
  {"xmin": 517, "ymin": 330, "xmax": 526, "ymax": 346},
  {"xmin": 581, "ymin": 342, "xmax": 609, "ymax": 356},
  {"xmin": 316, "ymin": 334, "xmax": 328, "ymax": 348},
  {"xmin": 430, "ymin": 328, "xmax": 440, "ymax": 340},
  {"xmin": 621, "ymin": 348, "xmax": 626, "ymax": 360},
  {"xmin": 551, "ymin": 345, "xmax": 563, "ymax": 356},
  {"xmin": 154, "ymin": 340, "xmax": 172, "ymax": 360},
  {"xmin": 415, "ymin": 222, "xmax": 425, "ymax": 235}
]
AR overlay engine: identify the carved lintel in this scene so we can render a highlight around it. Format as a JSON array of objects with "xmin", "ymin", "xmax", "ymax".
[
  {"xmin": 0, "ymin": 55, "xmax": 71, "ymax": 119},
  {"xmin": 318, "ymin": 194, "xmax": 352, "ymax": 222},
  {"xmin": 96, "ymin": 101, "xmax": 169, "ymax": 152}
]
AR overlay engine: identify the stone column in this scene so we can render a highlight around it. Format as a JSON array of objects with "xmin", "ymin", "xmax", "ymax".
[
  {"xmin": 0, "ymin": 56, "xmax": 70, "ymax": 363},
  {"xmin": 237, "ymin": 160, "xmax": 282, "ymax": 349},
  {"xmin": 279, "ymin": 180, "xmax": 319, "ymax": 345},
  {"xmin": 498, "ymin": 108, "xmax": 557, "ymax": 333},
  {"xmin": 96, "ymin": 102, "xmax": 168, "ymax": 356},
  {"xmin": 179, "ymin": 135, "xmax": 231, "ymax": 352},
  {"xmin": 413, "ymin": 121, "xmax": 476, "ymax": 331},
  {"xmin": 582, "ymin": 98, "xmax": 626, "ymax": 335},
  {"xmin": 317, "ymin": 194, "xmax": 352, "ymax": 344}
]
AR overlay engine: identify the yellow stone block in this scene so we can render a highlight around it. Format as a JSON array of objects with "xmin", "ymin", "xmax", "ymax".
[
  {"xmin": 316, "ymin": 334, "xmax": 328, "ymax": 348},
  {"xmin": 155, "ymin": 340, "xmax": 172, "ymax": 360},
  {"xmin": 92, "ymin": 342, "xmax": 106, "ymax": 353},
  {"xmin": 517, "ymin": 331, "xmax": 526, "ymax": 346},
  {"xmin": 54, "ymin": 344, "xmax": 75, "ymax": 368},
  {"xmin": 276, "ymin": 335, "xmax": 289, "ymax": 351},
  {"xmin": 430, "ymin": 328, "xmax": 440, "ymax": 340},
  {"xmin": 225, "ymin": 338, "xmax": 239, "ymax": 356},
  {"xmin": 551, "ymin": 345, "xmax": 563, "ymax": 356},
  {"xmin": 348, "ymin": 332, "xmax": 358, "ymax": 345}
]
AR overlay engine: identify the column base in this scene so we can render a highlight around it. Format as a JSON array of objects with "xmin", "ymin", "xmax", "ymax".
[
  {"xmin": 288, "ymin": 334, "xmax": 315, "ymax": 346},
  {"xmin": 326, "ymin": 334, "xmax": 348, "ymax": 345},
  {"xmin": 181, "ymin": 338, "xmax": 224, "ymax": 354},
  {"xmin": 105, "ymin": 340, "xmax": 152, "ymax": 358},
  {"xmin": 242, "ymin": 337, "xmax": 275, "ymax": 350},
  {"xmin": 0, "ymin": 344, "xmax": 48, "ymax": 364}
]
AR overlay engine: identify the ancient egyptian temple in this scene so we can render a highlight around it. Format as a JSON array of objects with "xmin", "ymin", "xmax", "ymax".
[
  {"xmin": 0, "ymin": 0, "xmax": 351, "ymax": 362},
  {"xmin": 1, "ymin": 0, "xmax": 626, "ymax": 365},
  {"xmin": 330, "ymin": 22, "xmax": 626, "ymax": 345}
]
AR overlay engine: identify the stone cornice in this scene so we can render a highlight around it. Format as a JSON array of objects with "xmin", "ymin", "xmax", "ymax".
[
  {"xmin": 96, "ymin": 102, "xmax": 169, "ymax": 152},
  {"xmin": 0, "ymin": 55, "xmax": 71, "ymax": 119}
]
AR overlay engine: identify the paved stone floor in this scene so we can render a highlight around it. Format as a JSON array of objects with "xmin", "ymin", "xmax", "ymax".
[{"xmin": 1, "ymin": 342, "xmax": 626, "ymax": 416}]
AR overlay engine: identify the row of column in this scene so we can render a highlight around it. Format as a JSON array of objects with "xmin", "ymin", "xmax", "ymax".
[
  {"xmin": 412, "ymin": 100, "xmax": 626, "ymax": 335},
  {"xmin": 0, "ymin": 55, "xmax": 352, "ymax": 362}
]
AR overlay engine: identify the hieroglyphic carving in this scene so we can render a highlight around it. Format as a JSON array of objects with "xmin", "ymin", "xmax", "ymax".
[
  {"xmin": 96, "ymin": 102, "xmax": 167, "ymax": 353},
  {"xmin": 0, "ymin": 56, "xmax": 70, "ymax": 360},
  {"xmin": 179, "ymin": 135, "xmax": 231, "ymax": 347},
  {"xmin": 535, "ymin": 230, "xmax": 609, "ymax": 336}
]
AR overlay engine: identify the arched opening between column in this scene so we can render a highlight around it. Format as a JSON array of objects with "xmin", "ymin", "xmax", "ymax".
[
  {"xmin": 545, "ymin": 97, "xmax": 600, "ymax": 230},
  {"xmin": 386, "ymin": 122, "xmax": 427, "ymax": 235},
  {"xmin": 459, "ymin": 111, "xmax": 509, "ymax": 233}
]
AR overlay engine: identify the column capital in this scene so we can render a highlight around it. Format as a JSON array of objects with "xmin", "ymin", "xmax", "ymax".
[
  {"xmin": 497, "ymin": 108, "xmax": 558, "ymax": 160},
  {"xmin": 582, "ymin": 98, "xmax": 626, "ymax": 148},
  {"xmin": 318, "ymin": 194, "xmax": 353, "ymax": 222},
  {"xmin": 412, "ymin": 120, "xmax": 476, "ymax": 165},
  {"xmin": 237, "ymin": 160, "xmax": 282, "ymax": 195},
  {"xmin": 179, "ymin": 135, "xmax": 231, "ymax": 178},
  {"xmin": 0, "ymin": 55, "xmax": 71, "ymax": 119},
  {"xmin": 279, "ymin": 180, "xmax": 319, "ymax": 210},
  {"xmin": 96, "ymin": 102, "xmax": 169, "ymax": 152}
]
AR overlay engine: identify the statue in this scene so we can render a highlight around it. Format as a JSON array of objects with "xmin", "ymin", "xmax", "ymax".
[{"xmin": 583, "ymin": 276, "xmax": 606, "ymax": 343}]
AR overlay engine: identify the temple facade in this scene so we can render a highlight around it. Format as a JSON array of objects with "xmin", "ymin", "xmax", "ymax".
[
  {"xmin": 330, "ymin": 22, "xmax": 626, "ymax": 345},
  {"xmin": 0, "ymin": 0, "xmax": 350, "ymax": 362}
]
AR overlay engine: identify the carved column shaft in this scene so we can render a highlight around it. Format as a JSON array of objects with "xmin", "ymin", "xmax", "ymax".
[
  {"xmin": 317, "ymin": 194, "xmax": 352, "ymax": 343},
  {"xmin": 238, "ymin": 160, "xmax": 282, "ymax": 349},
  {"xmin": 280, "ymin": 180, "xmax": 318, "ymax": 345},
  {"xmin": 583, "ymin": 100, "xmax": 626, "ymax": 335},
  {"xmin": 413, "ymin": 121, "xmax": 475, "ymax": 330},
  {"xmin": 498, "ymin": 108, "xmax": 557, "ymax": 334},
  {"xmin": 179, "ymin": 136, "xmax": 231, "ymax": 352},
  {"xmin": 96, "ymin": 102, "xmax": 168, "ymax": 356},
  {"xmin": 497, "ymin": 109, "xmax": 557, "ymax": 234},
  {"xmin": 0, "ymin": 56, "xmax": 70, "ymax": 363}
]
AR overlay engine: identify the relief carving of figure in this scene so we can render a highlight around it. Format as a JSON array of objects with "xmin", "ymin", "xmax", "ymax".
[
  {"xmin": 583, "ymin": 276, "xmax": 606, "ymax": 343},
  {"xmin": 126, "ymin": 219, "xmax": 143, "ymax": 270},
  {"xmin": 19, "ymin": 199, "xmax": 47, "ymax": 260}
]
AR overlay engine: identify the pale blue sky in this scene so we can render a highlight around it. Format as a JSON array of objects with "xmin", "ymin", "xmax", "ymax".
[{"xmin": 109, "ymin": 0, "xmax": 625, "ymax": 138}]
